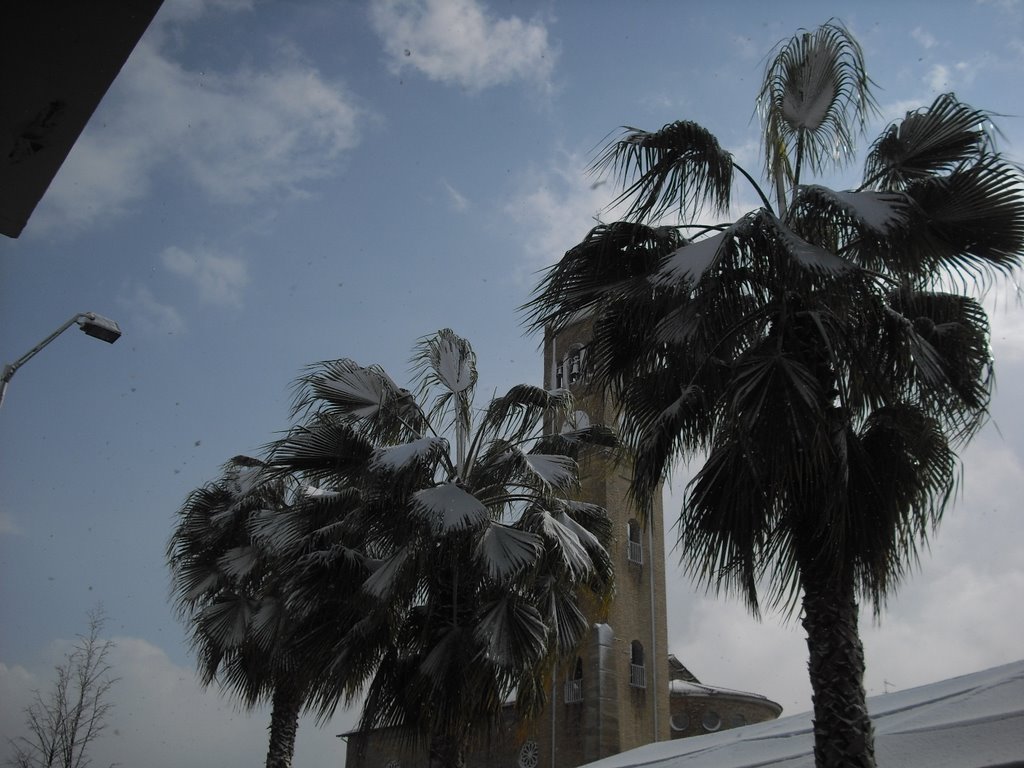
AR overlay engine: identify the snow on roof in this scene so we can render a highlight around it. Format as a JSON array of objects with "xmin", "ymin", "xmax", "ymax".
[
  {"xmin": 583, "ymin": 659, "xmax": 1024, "ymax": 768},
  {"xmin": 667, "ymin": 678, "xmax": 778, "ymax": 705}
]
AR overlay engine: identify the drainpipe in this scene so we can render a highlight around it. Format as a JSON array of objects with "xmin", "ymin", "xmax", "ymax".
[
  {"xmin": 648, "ymin": 521, "xmax": 659, "ymax": 741},
  {"xmin": 551, "ymin": 674, "xmax": 557, "ymax": 768}
]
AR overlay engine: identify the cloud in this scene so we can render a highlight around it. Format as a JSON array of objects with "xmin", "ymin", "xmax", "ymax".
[
  {"xmin": 662, "ymin": 424, "xmax": 1024, "ymax": 715},
  {"xmin": 118, "ymin": 285, "xmax": 186, "ymax": 336},
  {"xmin": 368, "ymin": 0, "xmax": 556, "ymax": 92},
  {"xmin": 442, "ymin": 178, "xmax": 470, "ymax": 212},
  {"xmin": 504, "ymin": 152, "xmax": 617, "ymax": 278},
  {"xmin": 911, "ymin": 27, "xmax": 938, "ymax": 49},
  {"xmin": 161, "ymin": 246, "xmax": 249, "ymax": 307},
  {"xmin": 1, "ymin": 636, "xmax": 358, "ymax": 768},
  {"xmin": 32, "ymin": 2, "xmax": 361, "ymax": 232}
]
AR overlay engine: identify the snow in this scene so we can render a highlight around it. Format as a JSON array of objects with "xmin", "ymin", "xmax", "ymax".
[{"xmin": 582, "ymin": 659, "xmax": 1024, "ymax": 768}]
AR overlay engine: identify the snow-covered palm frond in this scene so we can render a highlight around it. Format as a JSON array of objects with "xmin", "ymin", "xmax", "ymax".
[
  {"xmin": 593, "ymin": 120, "xmax": 733, "ymax": 223},
  {"xmin": 414, "ymin": 328, "xmax": 478, "ymax": 395},
  {"xmin": 655, "ymin": 227, "xmax": 735, "ymax": 286},
  {"xmin": 474, "ymin": 524, "xmax": 542, "ymax": 581},
  {"xmin": 411, "ymin": 483, "xmax": 490, "ymax": 534},
  {"xmin": 760, "ymin": 211, "xmax": 855, "ymax": 274},
  {"xmin": 521, "ymin": 453, "xmax": 578, "ymax": 490},
  {"xmin": 793, "ymin": 186, "xmax": 910, "ymax": 235},
  {"xmin": 759, "ymin": 20, "xmax": 876, "ymax": 196},
  {"xmin": 370, "ymin": 436, "xmax": 449, "ymax": 473},
  {"xmin": 530, "ymin": 510, "xmax": 594, "ymax": 579}
]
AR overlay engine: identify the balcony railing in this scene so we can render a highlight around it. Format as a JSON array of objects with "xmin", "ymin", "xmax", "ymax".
[
  {"xmin": 629, "ymin": 663, "xmax": 646, "ymax": 689},
  {"xmin": 564, "ymin": 678, "xmax": 583, "ymax": 704}
]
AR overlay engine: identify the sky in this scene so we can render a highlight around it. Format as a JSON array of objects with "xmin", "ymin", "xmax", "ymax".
[{"xmin": 1, "ymin": 1, "xmax": 1023, "ymax": 766}]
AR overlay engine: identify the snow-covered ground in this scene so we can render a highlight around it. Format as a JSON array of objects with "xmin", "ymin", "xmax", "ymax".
[{"xmin": 583, "ymin": 659, "xmax": 1024, "ymax": 768}]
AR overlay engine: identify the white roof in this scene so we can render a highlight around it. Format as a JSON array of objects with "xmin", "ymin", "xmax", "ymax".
[{"xmin": 583, "ymin": 659, "xmax": 1024, "ymax": 768}]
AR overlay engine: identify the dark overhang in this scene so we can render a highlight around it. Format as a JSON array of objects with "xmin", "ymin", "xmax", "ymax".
[{"xmin": 1, "ymin": 1, "xmax": 164, "ymax": 238}]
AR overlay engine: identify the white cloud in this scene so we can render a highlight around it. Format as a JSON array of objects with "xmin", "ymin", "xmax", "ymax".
[
  {"xmin": 118, "ymin": 285, "xmax": 186, "ymax": 336},
  {"xmin": 504, "ymin": 152, "xmax": 617, "ymax": 278},
  {"xmin": 32, "ymin": 2, "xmax": 361, "ymax": 232},
  {"xmin": 1, "ymin": 636, "xmax": 358, "ymax": 768},
  {"xmin": 368, "ymin": 0, "xmax": 556, "ymax": 92},
  {"xmin": 442, "ymin": 178, "xmax": 470, "ymax": 212},
  {"xmin": 161, "ymin": 246, "xmax": 249, "ymax": 307},
  {"xmin": 911, "ymin": 27, "xmax": 938, "ymax": 50},
  {"xmin": 927, "ymin": 63, "xmax": 952, "ymax": 91}
]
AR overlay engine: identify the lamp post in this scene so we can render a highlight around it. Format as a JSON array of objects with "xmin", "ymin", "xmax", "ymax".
[{"xmin": 0, "ymin": 312, "xmax": 122, "ymax": 409}]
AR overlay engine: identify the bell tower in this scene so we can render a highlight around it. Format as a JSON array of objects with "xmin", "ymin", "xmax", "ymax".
[{"xmin": 524, "ymin": 318, "xmax": 671, "ymax": 766}]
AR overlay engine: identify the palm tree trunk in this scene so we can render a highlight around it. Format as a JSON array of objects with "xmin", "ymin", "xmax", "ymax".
[
  {"xmin": 801, "ymin": 573, "xmax": 876, "ymax": 768},
  {"xmin": 265, "ymin": 682, "xmax": 302, "ymax": 768}
]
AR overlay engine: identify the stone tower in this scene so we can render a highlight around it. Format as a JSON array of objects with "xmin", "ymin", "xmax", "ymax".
[{"xmin": 514, "ymin": 318, "xmax": 671, "ymax": 767}]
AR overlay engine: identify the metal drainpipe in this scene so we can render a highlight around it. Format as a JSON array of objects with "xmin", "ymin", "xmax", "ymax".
[
  {"xmin": 551, "ymin": 674, "xmax": 557, "ymax": 768},
  {"xmin": 648, "ymin": 520, "xmax": 659, "ymax": 741}
]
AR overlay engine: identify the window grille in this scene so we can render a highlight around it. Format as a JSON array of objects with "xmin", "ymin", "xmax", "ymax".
[
  {"xmin": 564, "ymin": 677, "xmax": 583, "ymax": 703},
  {"xmin": 629, "ymin": 663, "xmax": 647, "ymax": 689},
  {"xmin": 627, "ymin": 538, "xmax": 643, "ymax": 564}
]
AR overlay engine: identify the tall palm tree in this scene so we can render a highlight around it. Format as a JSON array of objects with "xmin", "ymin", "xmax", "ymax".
[
  {"xmin": 267, "ymin": 329, "xmax": 616, "ymax": 768},
  {"xmin": 168, "ymin": 456, "xmax": 367, "ymax": 768},
  {"xmin": 526, "ymin": 21, "xmax": 1023, "ymax": 768}
]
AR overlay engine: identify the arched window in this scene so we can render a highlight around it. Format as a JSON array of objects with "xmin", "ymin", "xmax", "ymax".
[
  {"xmin": 565, "ymin": 656, "xmax": 583, "ymax": 703},
  {"xmin": 627, "ymin": 519, "xmax": 643, "ymax": 564},
  {"xmin": 629, "ymin": 641, "xmax": 646, "ymax": 689}
]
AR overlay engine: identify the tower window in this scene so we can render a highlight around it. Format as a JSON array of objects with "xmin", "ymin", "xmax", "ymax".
[
  {"xmin": 629, "ymin": 641, "xmax": 646, "ymax": 689},
  {"xmin": 556, "ymin": 345, "xmax": 585, "ymax": 389},
  {"xmin": 564, "ymin": 656, "xmax": 583, "ymax": 704},
  {"xmin": 627, "ymin": 519, "xmax": 643, "ymax": 565}
]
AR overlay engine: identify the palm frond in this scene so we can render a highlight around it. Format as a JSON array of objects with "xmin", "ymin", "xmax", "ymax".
[
  {"xmin": 474, "ymin": 524, "xmax": 542, "ymax": 581},
  {"xmin": 474, "ymin": 596, "xmax": 547, "ymax": 667},
  {"xmin": 901, "ymin": 155, "xmax": 1024, "ymax": 279},
  {"xmin": 523, "ymin": 221, "xmax": 683, "ymax": 335},
  {"xmin": 411, "ymin": 483, "xmax": 490, "ymax": 534},
  {"xmin": 592, "ymin": 121, "xmax": 733, "ymax": 223},
  {"xmin": 759, "ymin": 20, "xmax": 877, "ymax": 195},
  {"xmin": 863, "ymin": 93, "xmax": 997, "ymax": 189}
]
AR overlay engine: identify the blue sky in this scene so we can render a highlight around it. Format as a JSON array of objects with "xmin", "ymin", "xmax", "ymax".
[{"xmin": 2, "ymin": 1, "xmax": 1023, "ymax": 766}]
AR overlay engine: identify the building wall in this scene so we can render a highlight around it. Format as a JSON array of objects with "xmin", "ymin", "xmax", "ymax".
[
  {"xmin": 541, "ymin": 320, "xmax": 672, "ymax": 761},
  {"xmin": 667, "ymin": 693, "xmax": 783, "ymax": 739}
]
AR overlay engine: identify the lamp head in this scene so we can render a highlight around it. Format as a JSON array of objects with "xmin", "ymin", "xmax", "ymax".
[{"xmin": 77, "ymin": 313, "xmax": 122, "ymax": 344}]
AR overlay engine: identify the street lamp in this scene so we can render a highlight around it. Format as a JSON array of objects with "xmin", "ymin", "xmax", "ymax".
[{"xmin": 0, "ymin": 312, "xmax": 122, "ymax": 408}]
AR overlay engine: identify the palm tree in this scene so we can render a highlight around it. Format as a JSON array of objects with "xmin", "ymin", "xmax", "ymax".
[
  {"xmin": 168, "ymin": 456, "xmax": 367, "ymax": 768},
  {"xmin": 526, "ymin": 21, "xmax": 1023, "ymax": 768},
  {"xmin": 266, "ymin": 329, "xmax": 616, "ymax": 768}
]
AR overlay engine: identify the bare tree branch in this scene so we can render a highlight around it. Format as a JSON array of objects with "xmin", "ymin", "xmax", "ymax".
[{"xmin": 7, "ymin": 608, "xmax": 118, "ymax": 768}]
